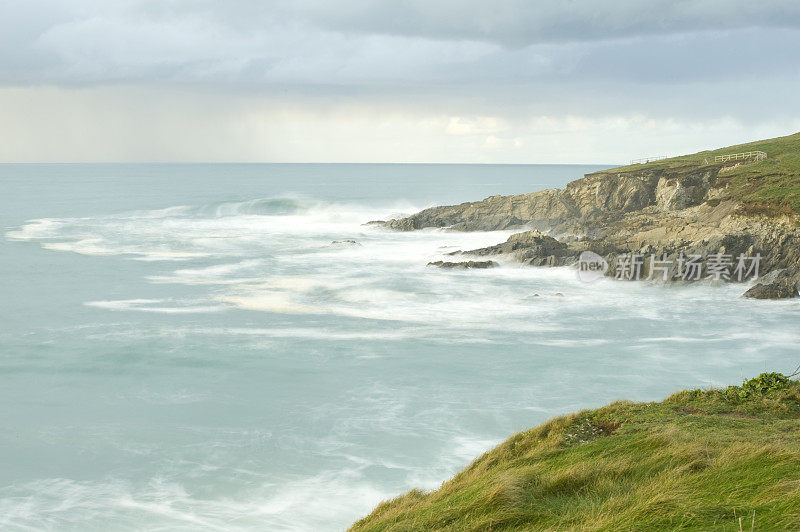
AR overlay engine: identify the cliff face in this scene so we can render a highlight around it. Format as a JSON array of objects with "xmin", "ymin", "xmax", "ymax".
[
  {"xmin": 387, "ymin": 131, "xmax": 800, "ymax": 235},
  {"xmin": 382, "ymin": 151, "xmax": 800, "ymax": 298},
  {"xmin": 385, "ymin": 166, "xmax": 720, "ymax": 233},
  {"xmin": 385, "ymin": 188, "xmax": 574, "ymax": 232}
]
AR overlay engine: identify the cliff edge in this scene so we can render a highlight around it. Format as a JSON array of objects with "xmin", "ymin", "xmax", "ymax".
[{"xmin": 352, "ymin": 373, "xmax": 800, "ymax": 531}]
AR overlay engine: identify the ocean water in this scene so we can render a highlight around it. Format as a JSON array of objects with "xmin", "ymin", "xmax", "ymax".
[{"xmin": 2, "ymin": 163, "xmax": 799, "ymax": 531}]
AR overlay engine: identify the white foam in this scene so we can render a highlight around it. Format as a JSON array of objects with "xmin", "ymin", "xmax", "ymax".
[
  {"xmin": 85, "ymin": 299, "xmax": 226, "ymax": 314},
  {"xmin": 5, "ymin": 218, "xmax": 65, "ymax": 240},
  {"xmin": 6, "ymin": 197, "xmax": 432, "ymax": 263},
  {"xmin": 0, "ymin": 473, "xmax": 392, "ymax": 531}
]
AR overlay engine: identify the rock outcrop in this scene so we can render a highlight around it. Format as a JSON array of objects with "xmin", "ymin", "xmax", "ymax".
[
  {"xmin": 743, "ymin": 269, "xmax": 800, "ymax": 299},
  {"xmin": 385, "ymin": 166, "xmax": 720, "ymax": 233},
  {"xmin": 462, "ymin": 230, "xmax": 575, "ymax": 267},
  {"xmin": 386, "ymin": 189, "xmax": 573, "ymax": 232},
  {"xmin": 382, "ymin": 159, "xmax": 800, "ymax": 299}
]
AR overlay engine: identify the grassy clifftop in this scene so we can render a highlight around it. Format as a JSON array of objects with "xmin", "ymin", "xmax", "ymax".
[
  {"xmin": 351, "ymin": 374, "xmax": 800, "ymax": 531},
  {"xmin": 595, "ymin": 131, "xmax": 800, "ymax": 216}
]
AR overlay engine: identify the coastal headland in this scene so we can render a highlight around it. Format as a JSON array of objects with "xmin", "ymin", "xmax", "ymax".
[{"xmin": 382, "ymin": 132, "xmax": 800, "ymax": 298}]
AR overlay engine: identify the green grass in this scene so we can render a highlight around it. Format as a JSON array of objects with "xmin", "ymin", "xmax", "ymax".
[
  {"xmin": 351, "ymin": 374, "xmax": 800, "ymax": 531},
  {"xmin": 593, "ymin": 131, "xmax": 800, "ymax": 216}
]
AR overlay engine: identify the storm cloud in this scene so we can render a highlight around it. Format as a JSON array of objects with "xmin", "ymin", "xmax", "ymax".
[{"xmin": 0, "ymin": 0, "xmax": 798, "ymax": 162}]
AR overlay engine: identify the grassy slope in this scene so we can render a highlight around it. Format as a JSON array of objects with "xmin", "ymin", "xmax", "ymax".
[
  {"xmin": 594, "ymin": 131, "xmax": 800, "ymax": 216},
  {"xmin": 351, "ymin": 374, "xmax": 800, "ymax": 531}
]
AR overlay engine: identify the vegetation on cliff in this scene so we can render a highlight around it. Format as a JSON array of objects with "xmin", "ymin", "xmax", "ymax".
[
  {"xmin": 351, "ymin": 373, "xmax": 800, "ymax": 531},
  {"xmin": 603, "ymin": 131, "xmax": 800, "ymax": 217}
]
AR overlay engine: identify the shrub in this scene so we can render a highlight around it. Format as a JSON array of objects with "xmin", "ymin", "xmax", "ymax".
[{"xmin": 739, "ymin": 372, "xmax": 790, "ymax": 399}]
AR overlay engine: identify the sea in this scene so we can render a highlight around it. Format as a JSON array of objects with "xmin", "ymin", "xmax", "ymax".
[{"xmin": 2, "ymin": 163, "xmax": 799, "ymax": 530}]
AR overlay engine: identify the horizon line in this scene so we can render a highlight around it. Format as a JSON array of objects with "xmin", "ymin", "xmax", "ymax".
[{"xmin": 0, "ymin": 160, "xmax": 622, "ymax": 166}]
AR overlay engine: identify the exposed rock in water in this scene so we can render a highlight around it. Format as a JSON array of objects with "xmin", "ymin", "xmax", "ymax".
[
  {"xmin": 331, "ymin": 240, "xmax": 361, "ymax": 246},
  {"xmin": 362, "ymin": 220, "xmax": 385, "ymax": 226},
  {"xmin": 430, "ymin": 221, "xmax": 800, "ymax": 298},
  {"xmin": 464, "ymin": 230, "xmax": 574, "ymax": 267},
  {"xmin": 743, "ymin": 269, "xmax": 800, "ymax": 299},
  {"xmin": 427, "ymin": 260, "xmax": 497, "ymax": 269}
]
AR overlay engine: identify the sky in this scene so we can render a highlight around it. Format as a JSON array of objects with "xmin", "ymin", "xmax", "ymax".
[{"xmin": 1, "ymin": 0, "xmax": 799, "ymax": 163}]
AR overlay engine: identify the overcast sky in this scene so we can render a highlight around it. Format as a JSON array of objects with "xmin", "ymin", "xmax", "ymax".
[{"xmin": 1, "ymin": 0, "xmax": 799, "ymax": 163}]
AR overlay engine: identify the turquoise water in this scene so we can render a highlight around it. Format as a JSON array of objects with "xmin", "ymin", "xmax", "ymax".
[{"xmin": 2, "ymin": 163, "xmax": 799, "ymax": 530}]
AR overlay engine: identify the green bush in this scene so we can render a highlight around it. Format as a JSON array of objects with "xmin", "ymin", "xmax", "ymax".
[{"xmin": 739, "ymin": 372, "xmax": 790, "ymax": 399}]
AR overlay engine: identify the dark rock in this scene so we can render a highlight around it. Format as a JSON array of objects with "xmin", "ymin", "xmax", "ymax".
[
  {"xmin": 466, "ymin": 230, "xmax": 573, "ymax": 266},
  {"xmin": 331, "ymin": 240, "xmax": 361, "ymax": 246},
  {"xmin": 743, "ymin": 283, "xmax": 796, "ymax": 299},
  {"xmin": 427, "ymin": 260, "xmax": 497, "ymax": 269},
  {"xmin": 743, "ymin": 269, "xmax": 799, "ymax": 299}
]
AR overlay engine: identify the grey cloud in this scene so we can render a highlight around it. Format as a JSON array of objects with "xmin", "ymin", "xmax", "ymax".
[
  {"xmin": 292, "ymin": 0, "xmax": 800, "ymax": 47},
  {"xmin": 131, "ymin": 0, "xmax": 800, "ymax": 47},
  {"xmin": 0, "ymin": 0, "xmax": 799, "ymax": 128},
  {"xmin": 2, "ymin": 0, "xmax": 800, "ymax": 86}
]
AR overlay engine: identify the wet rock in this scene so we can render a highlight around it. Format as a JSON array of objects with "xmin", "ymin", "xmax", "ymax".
[
  {"xmin": 465, "ymin": 230, "xmax": 572, "ymax": 266},
  {"xmin": 743, "ymin": 269, "xmax": 799, "ymax": 299},
  {"xmin": 331, "ymin": 240, "xmax": 361, "ymax": 246},
  {"xmin": 427, "ymin": 260, "xmax": 497, "ymax": 269}
]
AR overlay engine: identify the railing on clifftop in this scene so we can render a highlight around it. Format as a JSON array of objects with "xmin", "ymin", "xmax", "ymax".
[
  {"xmin": 630, "ymin": 155, "xmax": 668, "ymax": 164},
  {"xmin": 714, "ymin": 151, "xmax": 767, "ymax": 163}
]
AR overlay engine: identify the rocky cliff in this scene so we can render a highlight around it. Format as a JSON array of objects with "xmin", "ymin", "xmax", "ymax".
[
  {"xmin": 385, "ymin": 165, "xmax": 722, "ymax": 234},
  {"xmin": 382, "ymin": 133, "xmax": 800, "ymax": 298}
]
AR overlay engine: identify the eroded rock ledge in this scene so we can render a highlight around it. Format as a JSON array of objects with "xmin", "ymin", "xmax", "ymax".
[{"xmin": 385, "ymin": 166, "xmax": 721, "ymax": 233}]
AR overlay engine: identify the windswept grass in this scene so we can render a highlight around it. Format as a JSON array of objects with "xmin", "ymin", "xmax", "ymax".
[
  {"xmin": 351, "ymin": 374, "xmax": 800, "ymax": 531},
  {"xmin": 594, "ymin": 131, "xmax": 800, "ymax": 216}
]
